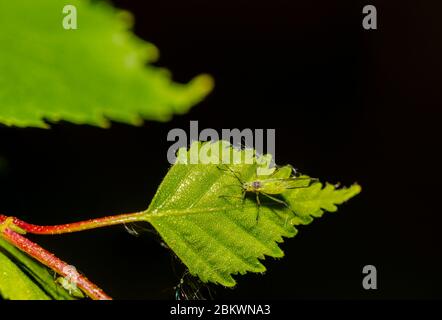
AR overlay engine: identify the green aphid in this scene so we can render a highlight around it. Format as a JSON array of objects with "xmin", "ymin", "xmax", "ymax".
[
  {"xmin": 55, "ymin": 276, "xmax": 85, "ymax": 299},
  {"xmin": 219, "ymin": 164, "xmax": 318, "ymax": 221}
]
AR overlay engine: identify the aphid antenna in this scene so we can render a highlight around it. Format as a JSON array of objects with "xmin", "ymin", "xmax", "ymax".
[{"xmin": 216, "ymin": 164, "xmax": 244, "ymax": 184}]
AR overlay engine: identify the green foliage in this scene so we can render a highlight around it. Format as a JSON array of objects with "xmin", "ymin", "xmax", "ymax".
[
  {"xmin": 0, "ymin": 238, "xmax": 73, "ymax": 300},
  {"xmin": 0, "ymin": 0, "xmax": 213, "ymax": 128},
  {"xmin": 143, "ymin": 141, "xmax": 361, "ymax": 287},
  {"xmin": 0, "ymin": 0, "xmax": 361, "ymax": 301},
  {"xmin": 0, "ymin": 141, "xmax": 360, "ymax": 297}
]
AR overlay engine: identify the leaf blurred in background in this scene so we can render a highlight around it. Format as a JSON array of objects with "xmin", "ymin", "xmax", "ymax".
[{"xmin": 0, "ymin": 0, "xmax": 213, "ymax": 128}]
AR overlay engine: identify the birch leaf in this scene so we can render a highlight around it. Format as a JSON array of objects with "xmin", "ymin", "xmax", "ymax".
[
  {"xmin": 0, "ymin": 0, "xmax": 213, "ymax": 128},
  {"xmin": 142, "ymin": 141, "xmax": 361, "ymax": 286}
]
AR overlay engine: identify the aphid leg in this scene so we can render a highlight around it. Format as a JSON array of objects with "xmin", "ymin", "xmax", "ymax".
[
  {"xmin": 241, "ymin": 189, "xmax": 247, "ymax": 205},
  {"xmin": 269, "ymin": 207, "xmax": 290, "ymax": 227},
  {"xmin": 217, "ymin": 164, "xmax": 244, "ymax": 184},
  {"xmin": 255, "ymin": 192, "xmax": 261, "ymax": 222},
  {"xmin": 261, "ymin": 193, "xmax": 296, "ymax": 215},
  {"xmin": 219, "ymin": 187, "xmax": 247, "ymax": 209}
]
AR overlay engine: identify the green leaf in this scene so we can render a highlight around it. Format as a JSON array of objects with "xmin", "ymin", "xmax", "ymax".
[
  {"xmin": 0, "ymin": 0, "xmax": 213, "ymax": 128},
  {"xmin": 142, "ymin": 141, "xmax": 361, "ymax": 287},
  {"xmin": 0, "ymin": 238, "xmax": 74, "ymax": 300}
]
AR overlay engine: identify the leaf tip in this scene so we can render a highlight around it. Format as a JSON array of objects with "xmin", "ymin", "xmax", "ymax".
[
  {"xmin": 348, "ymin": 183, "xmax": 362, "ymax": 197},
  {"xmin": 191, "ymin": 73, "xmax": 215, "ymax": 96}
]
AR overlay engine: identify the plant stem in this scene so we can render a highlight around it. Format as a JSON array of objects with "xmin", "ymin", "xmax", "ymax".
[
  {"xmin": 0, "ymin": 227, "xmax": 112, "ymax": 300},
  {"xmin": 0, "ymin": 211, "xmax": 148, "ymax": 299},
  {"xmin": 0, "ymin": 212, "xmax": 148, "ymax": 300},
  {"xmin": 0, "ymin": 211, "xmax": 146, "ymax": 235}
]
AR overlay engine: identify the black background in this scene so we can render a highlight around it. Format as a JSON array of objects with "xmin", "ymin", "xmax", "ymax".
[{"xmin": 0, "ymin": 0, "xmax": 441, "ymax": 299}]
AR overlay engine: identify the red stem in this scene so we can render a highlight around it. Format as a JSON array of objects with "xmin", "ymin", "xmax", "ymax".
[
  {"xmin": 1, "ymin": 227, "xmax": 112, "ymax": 300},
  {"xmin": 0, "ymin": 211, "xmax": 148, "ymax": 299},
  {"xmin": 0, "ymin": 212, "xmax": 145, "ymax": 235}
]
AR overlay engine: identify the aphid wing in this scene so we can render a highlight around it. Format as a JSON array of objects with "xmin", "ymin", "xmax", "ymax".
[
  {"xmin": 267, "ymin": 165, "xmax": 292, "ymax": 179},
  {"xmin": 283, "ymin": 177, "xmax": 317, "ymax": 189}
]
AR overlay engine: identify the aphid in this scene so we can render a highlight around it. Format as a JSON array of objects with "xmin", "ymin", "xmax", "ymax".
[
  {"xmin": 218, "ymin": 164, "xmax": 318, "ymax": 221},
  {"xmin": 55, "ymin": 276, "xmax": 85, "ymax": 299},
  {"xmin": 54, "ymin": 265, "xmax": 85, "ymax": 299}
]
